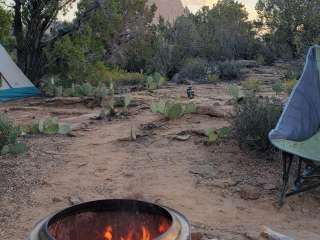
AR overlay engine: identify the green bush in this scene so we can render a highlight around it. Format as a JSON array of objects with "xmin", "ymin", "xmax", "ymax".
[
  {"xmin": 227, "ymin": 84, "xmax": 241, "ymax": 100},
  {"xmin": 205, "ymin": 127, "xmax": 231, "ymax": 145},
  {"xmin": 30, "ymin": 117, "xmax": 72, "ymax": 135},
  {"xmin": 0, "ymin": 114, "xmax": 20, "ymax": 150},
  {"xmin": 151, "ymin": 100, "xmax": 197, "ymax": 120},
  {"xmin": 0, "ymin": 114, "xmax": 26, "ymax": 155},
  {"xmin": 283, "ymin": 66, "xmax": 301, "ymax": 82},
  {"xmin": 208, "ymin": 74, "xmax": 219, "ymax": 82},
  {"xmin": 284, "ymin": 79, "xmax": 298, "ymax": 95},
  {"xmin": 218, "ymin": 60, "xmax": 241, "ymax": 80},
  {"xmin": 145, "ymin": 72, "xmax": 166, "ymax": 90},
  {"xmin": 234, "ymin": 94, "xmax": 282, "ymax": 152},
  {"xmin": 272, "ymin": 80, "xmax": 285, "ymax": 95},
  {"xmin": 179, "ymin": 58, "xmax": 209, "ymax": 82},
  {"xmin": 242, "ymin": 79, "xmax": 261, "ymax": 92}
]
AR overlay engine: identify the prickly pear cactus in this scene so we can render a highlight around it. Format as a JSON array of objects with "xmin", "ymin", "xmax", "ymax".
[{"xmin": 165, "ymin": 102, "xmax": 183, "ymax": 120}]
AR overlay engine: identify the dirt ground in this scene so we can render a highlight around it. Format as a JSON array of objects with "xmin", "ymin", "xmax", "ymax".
[{"xmin": 1, "ymin": 66, "xmax": 320, "ymax": 240}]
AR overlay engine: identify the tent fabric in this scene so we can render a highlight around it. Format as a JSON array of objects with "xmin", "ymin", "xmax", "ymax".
[
  {"xmin": 269, "ymin": 45, "xmax": 320, "ymax": 162},
  {"xmin": 0, "ymin": 44, "xmax": 40, "ymax": 101},
  {"xmin": 0, "ymin": 87, "xmax": 41, "ymax": 102}
]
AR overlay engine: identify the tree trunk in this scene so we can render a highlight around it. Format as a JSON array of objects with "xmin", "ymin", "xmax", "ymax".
[{"xmin": 13, "ymin": 0, "xmax": 25, "ymax": 71}]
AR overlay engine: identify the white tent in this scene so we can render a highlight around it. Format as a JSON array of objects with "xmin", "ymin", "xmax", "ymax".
[{"xmin": 0, "ymin": 44, "xmax": 40, "ymax": 101}]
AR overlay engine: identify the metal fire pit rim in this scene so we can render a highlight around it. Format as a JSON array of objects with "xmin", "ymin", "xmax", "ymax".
[{"xmin": 29, "ymin": 199, "xmax": 190, "ymax": 240}]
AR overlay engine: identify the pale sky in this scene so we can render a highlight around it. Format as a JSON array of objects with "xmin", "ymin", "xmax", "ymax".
[{"xmin": 61, "ymin": 0, "xmax": 257, "ymax": 21}]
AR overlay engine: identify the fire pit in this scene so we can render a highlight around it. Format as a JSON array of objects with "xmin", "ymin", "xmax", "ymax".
[{"xmin": 28, "ymin": 199, "xmax": 190, "ymax": 240}]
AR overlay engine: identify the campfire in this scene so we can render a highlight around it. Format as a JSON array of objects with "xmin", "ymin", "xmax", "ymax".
[{"xmin": 28, "ymin": 199, "xmax": 190, "ymax": 240}]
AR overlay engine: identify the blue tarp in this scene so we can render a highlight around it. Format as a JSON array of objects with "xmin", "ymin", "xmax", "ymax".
[
  {"xmin": 0, "ymin": 87, "xmax": 41, "ymax": 102},
  {"xmin": 269, "ymin": 45, "xmax": 320, "ymax": 161}
]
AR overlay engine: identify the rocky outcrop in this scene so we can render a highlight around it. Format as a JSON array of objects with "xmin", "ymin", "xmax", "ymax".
[{"xmin": 148, "ymin": 0, "xmax": 185, "ymax": 23}]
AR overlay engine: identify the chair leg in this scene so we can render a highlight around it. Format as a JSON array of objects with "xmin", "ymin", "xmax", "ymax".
[
  {"xmin": 279, "ymin": 152, "xmax": 293, "ymax": 206},
  {"xmin": 293, "ymin": 157, "xmax": 303, "ymax": 191}
]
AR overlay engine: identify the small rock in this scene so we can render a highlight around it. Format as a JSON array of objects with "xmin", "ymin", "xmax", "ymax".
[
  {"xmin": 52, "ymin": 197, "xmax": 62, "ymax": 203},
  {"xmin": 213, "ymin": 102, "xmax": 221, "ymax": 106},
  {"xmin": 68, "ymin": 195, "xmax": 83, "ymax": 205},
  {"xmin": 244, "ymin": 230, "xmax": 260, "ymax": 240},
  {"xmin": 174, "ymin": 134, "xmax": 191, "ymax": 141},
  {"xmin": 239, "ymin": 186, "xmax": 261, "ymax": 200}
]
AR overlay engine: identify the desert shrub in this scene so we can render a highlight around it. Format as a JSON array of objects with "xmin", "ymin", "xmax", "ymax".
[
  {"xmin": 272, "ymin": 80, "xmax": 285, "ymax": 95},
  {"xmin": 218, "ymin": 60, "xmax": 241, "ymax": 80},
  {"xmin": 227, "ymin": 84, "xmax": 241, "ymax": 100},
  {"xmin": 205, "ymin": 127, "xmax": 231, "ymax": 145},
  {"xmin": 179, "ymin": 58, "xmax": 209, "ymax": 82},
  {"xmin": 145, "ymin": 72, "xmax": 167, "ymax": 90},
  {"xmin": 30, "ymin": 117, "xmax": 72, "ymax": 135},
  {"xmin": 242, "ymin": 79, "xmax": 262, "ymax": 92},
  {"xmin": 73, "ymin": 83, "xmax": 95, "ymax": 97},
  {"xmin": 283, "ymin": 66, "xmax": 301, "ymax": 82},
  {"xmin": 0, "ymin": 114, "xmax": 20, "ymax": 150},
  {"xmin": 256, "ymin": 54, "xmax": 266, "ymax": 66},
  {"xmin": 151, "ymin": 100, "xmax": 197, "ymax": 120},
  {"xmin": 101, "ymin": 67, "xmax": 145, "ymax": 86},
  {"xmin": 284, "ymin": 79, "xmax": 298, "ymax": 95},
  {"xmin": 0, "ymin": 114, "xmax": 26, "ymax": 155},
  {"xmin": 234, "ymin": 94, "xmax": 282, "ymax": 152},
  {"xmin": 255, "ymin": 48, "xmax": 276, "ymax": 66},
  {"xmin": 208, "ymin": 74, "xmax": 220, "ymax": 82}
]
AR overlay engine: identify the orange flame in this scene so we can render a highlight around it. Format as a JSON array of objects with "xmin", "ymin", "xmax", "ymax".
[
  {"xmin": 141, "ymin": 226, "xmax": 151, "ymax": 240},
  {"xmin": 120, "ymin": 229, "xmax": 133, "ymax": 240},
  {"xmin": 103, "ymin": 219, "xmax": 170, "ymax": 240},
  {"xmin": 158, "ymin": 219, "xmax": 170, "ymax": 234},
  {"xmin": 104, "ymin": 226, "xmax": 113, "ymax": 240},
  {"xmin": 103, "ymin": 225, "xmax": 151, "ymax": 240}
]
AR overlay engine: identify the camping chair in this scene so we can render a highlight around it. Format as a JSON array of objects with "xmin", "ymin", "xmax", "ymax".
[{"xmin": 269, "ymin": 45, "xmax": 320, "ymax": 206}]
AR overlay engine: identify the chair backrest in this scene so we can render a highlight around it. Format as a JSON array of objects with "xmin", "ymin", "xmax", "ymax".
[
  {"xmin": 270, "ymin": 45, "xmax": 320, "ymax": 142},
  {"xmin": 317, "ymin": 48, "xmax": 320, "ymax": 78}
]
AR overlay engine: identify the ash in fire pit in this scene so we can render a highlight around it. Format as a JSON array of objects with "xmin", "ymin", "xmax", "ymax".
[{"xmin": 29, "ymin": 199, "xmax": 190, "ymax": 240}]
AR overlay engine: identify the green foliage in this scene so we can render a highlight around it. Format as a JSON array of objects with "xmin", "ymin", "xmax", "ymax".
[
  {"xmin": 205, "ymin": 127, "xmax": 231, "ymax": 145},
  {"xmin": 30, "ymin": 117, "xmax": 72, "ymax": 135},
  {"xmin": 0, "ymin": 114, "xmax": 21, "ymax": 154},
  {"xmin": 179, "ymin": 58, "xmax": 209, "ymax": 82},
  {"xmin": 272, "ymin": 81, "xmax": 285, "ymax": 95},
  {"xmin": 166, "ymin": 103, "xmax": 184, "ymax": 120},
  {"xmin": 184, "ymin": 102, "xmax": 197, "ymax": 114},
  {"xmin": 145, "ymin": 72, "xmax": 167, "ymax": 90},
  {"xmin": 256, "ymin": 0, "xmax": 320, "ymax": 57},
  {"xmin": 46, "ymin": 0, "xmax": 155, "ymax": 84},
  {"xmin": 123, "ymin": 95, "xmax": 132, "ymax": 114},
  {"xmin": 283, "ymin": 66, "xmax": 301, "ymax": 82},
  {"xmin": 256, "ymin": 54, "xmax": 266, "ymax": 66},
  {"xmin": 0, "ymin": 5, "xmax": 12, "ymax": 44},
  {"xmin": 196, "ymin": 0, "xmax": 257, "ymax": 60},
  {"xmin": 218, "ymin": 61, "xmax": 241, "ymax": 80},
  {"xmin": 151, "ymin": 100, "xmax": 197, "ymax": 120},
  {"xmin": 6, "ymin": 143, "xmax": 28, "ymax": 155},
  {"xmin": 242, "ymin": 79, "xmax": 261, "ymax": 92},
  {"xmin": 146, "ymin": 76, "xmax": 158, "ymax": 90},
  {"xmin": 227, "ymin": 84, "xmax": 241, "ymax": 100},
  {"xmin": 208, "ymin": 74, "xmax": 220, "ymax": 82},
  {"xmin": 206, "ymin": 128, "xmax": 219, "ymax": 145},
  {"xmin": 74, "ymin": 83, "xmax": 95, "ymax": 97},
  {"xmin": 234, "ymin": 94, "xmax": 282, "ymax": 152},
  {"xmin": 284, "ymin": 79, "xmax": 298, "ymax": 95}
]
